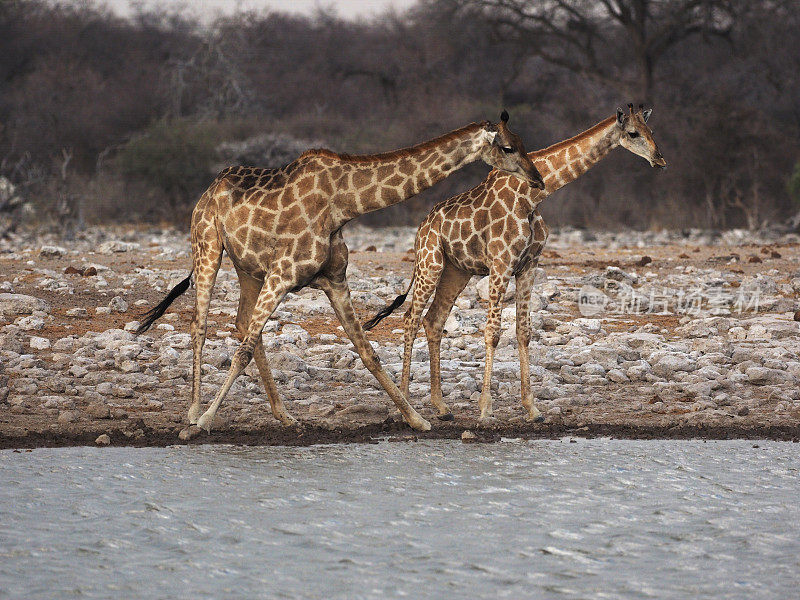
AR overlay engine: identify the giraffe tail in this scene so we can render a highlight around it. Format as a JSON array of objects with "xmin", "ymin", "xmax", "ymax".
[
  {"xmin": 135, "ymin": 272, "xmax": 193, "ymax": 334},
  {"xmin": 364, "ymin": 273, "xmax": 415, "ymax": 331}
]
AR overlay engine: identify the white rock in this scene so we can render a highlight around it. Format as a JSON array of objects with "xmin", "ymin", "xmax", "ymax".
[
  {"xmin": 588, "ymin": 345, "xmax": 622, "ymax": 370},
  {"xmin": 0, "ymin": 293, "xmax": 50, "ymax": 317},
  {"xmin": 39, "ymin": 245, "xmax": 67, "ymax": 257},
  {"xmin": 607, "ymin": 368, "xmax": 629, "ymax": 383},
  {"xmin": 529, "ymin": 294, "xmax": 547, "ymax": 312},
  {"xmin": 745, "ymin": 366, "xmax": 790, "ymax": 385},
  {"xmin": 582, "ymin": 362, "xmax": 606, "ymax": 377},
  {"xmin": 109, "ymin": 296, "xmax": 128, "ymax": 313},
  {"xmin": 443, "ymin": 313, "xmax": 461, "ymax": 334},
  {"xmin": 454, "ymin": 297, "xmax": 472, "ymax": 310},
  {"xmin": 66, "ymin": 308, "xmax": 88, "ymax": 318},
  {"xmin": 541, "ymin": 281, "xmax": 560, "ymax": 300},
  {"xmin": 652, "ymin": 354, "xmax": 696, "ymax": 377},
  {"xmin": 53, "ymin": 337, "xmax": 76, "ymax": 351},
  {"xmin": 573, "ymin": 318, "xmax": 603, "ymax": 334},
  {"xmin": 694, "ymin": 366, "xmax": 723, "ymax": 380},
  {"xmin": 29, "ymin": 336, "xmax": 50, "ymax": 350},
  {"xmin": 626, "ymin": 361, "xmax": 651, "ymax": 381},
  {"xmin": 17, "ymin": 315, "xmax": 45, "ymax": 331},
  {"xmin": 271, "ymin": 351, "xmax": 308, "ymax": 373},
  {"xmin": 58, "ymin": 410, "xmax": 77, "ymax": 424},
  {"xmin": 605, "ymin": 266, "xmax": 638, "ymax": 284},
  {"xmin": 98, "ymin": 240, "xmax": 140, "ymax": 254},
  {"xmin": 746, "ymin": 324, "xmax": 770, "ymax": 340},
  {"xmin": 69, "ymin": 365, "xmax": 88, "ymax": 377},
  {"xmin": 160, "ymin": 347, "xmax": 180, "ymax": 362}
]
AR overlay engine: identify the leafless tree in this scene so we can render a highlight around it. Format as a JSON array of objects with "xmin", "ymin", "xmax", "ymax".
[{"xmin": 453, "ymin": 0, "xmax": 740, "ymax": 100}]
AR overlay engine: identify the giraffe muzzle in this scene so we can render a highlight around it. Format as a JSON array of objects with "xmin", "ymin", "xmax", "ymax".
[{"xmin": 526, "ymin": 166, "xmax": 546, "ymax": 190}]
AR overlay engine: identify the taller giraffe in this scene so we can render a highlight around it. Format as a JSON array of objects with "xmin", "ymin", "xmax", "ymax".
[
  {"xmin": 137, "ymin": 112, "xmax": 544, "ymax": 434},
  {"xmin": 366, "ymin": 104, "xmax": 665, "ymax": 422}
]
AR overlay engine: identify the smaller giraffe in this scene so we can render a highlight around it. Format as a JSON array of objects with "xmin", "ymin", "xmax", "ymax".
[{"xmin": 365, "ymin": 104, "xmax": 666, "ymax": 422}]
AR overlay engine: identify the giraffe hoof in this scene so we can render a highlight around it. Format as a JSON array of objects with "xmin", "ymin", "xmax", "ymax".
[
  {"xmin": 187, "ymin": 405, "xmax": 201, "ymax": 425},
  {"xmin": 437, "ymin": 412, "xmax": 454, "ymax": 421},
  {"xmin": 196, "ymin": 413, "xmax": 213, "ymax": 433},
  {"xmin": 178, "ymin": 425, "xmax": 202, "ymax": 441},
  {"xmin": 525, "ymin": 407, "xmax": 544, "ymax": 423},
  {"xmin": 278, "ymin": 413, "xmax": 299, "ymax": 427},
  {"xmin": 407, "ymin": 416, "xmax": 431, "ymax": 431}
]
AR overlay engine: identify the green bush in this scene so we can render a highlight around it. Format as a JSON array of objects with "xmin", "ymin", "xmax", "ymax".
[{"xmin": 114, "ymin": 119, "xmax": 222, "ymax": 207}]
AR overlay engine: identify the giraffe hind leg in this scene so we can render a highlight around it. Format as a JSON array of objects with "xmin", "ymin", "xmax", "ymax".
[
  {"xmin": 236, "ymin": 269, "xmax": 298, "ymax": 427},
  {"xmin": 478, "ymin": 265, "xmax": 513, "ymax": 421},
  {"xmin": 400, "ymin": 253, "xmax": 444, "ymax": 401},
  {"xmin": 422, "ymin": 263, "xmax": 471, "ymax": 420},
  {"xmin": 197, "ymin": 268, "xmax": 294, "ymax": 432},
  {"xmin": 188, "ymin": 228, "xmax": 223, "ymax": 425},
  {"xmin": 317, "ymin": 274, "xmax": 431, "ymax": 431}
]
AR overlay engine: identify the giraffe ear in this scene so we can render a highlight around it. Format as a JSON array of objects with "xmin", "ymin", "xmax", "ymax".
[
  {"xmin": 642, "ymin": 108, "xmax": 652, "ymax": 123},
  {"xmin": 616, "ymin": 108, "xmax": 626, "ymax": 128}
]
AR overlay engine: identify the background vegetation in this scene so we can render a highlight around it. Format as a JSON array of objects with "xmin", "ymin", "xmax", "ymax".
[{"xmin": 1, "ymin": 0, "xmax": 798, "ymax": 231}]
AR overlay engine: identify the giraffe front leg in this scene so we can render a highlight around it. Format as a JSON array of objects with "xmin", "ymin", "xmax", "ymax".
[
  {"xmin": 197, "ymin": 272, "xmax": 292, "ymax": 433},
  {"xmin": 478, "ymin": 267, "xmax": 512, "ymax": 422},
  {"xmin": 515, "ymin": 265, "xmax": 543, "ymax": 423},
  {"xmin": 317, "ymin": 275, "xmax": 431, "ymax": 432},
  {"xmin": 253, "ymin": 340, "xmax": 298, "ymax": 427},
  {"xmin": 426, "ymin": 329, "xmax": 450, "ymax": 419}
]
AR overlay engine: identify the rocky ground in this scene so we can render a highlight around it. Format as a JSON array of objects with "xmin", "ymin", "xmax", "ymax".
[{"xmin": 2, "ymin": 224, "xmax": 800, "ymax": 448}]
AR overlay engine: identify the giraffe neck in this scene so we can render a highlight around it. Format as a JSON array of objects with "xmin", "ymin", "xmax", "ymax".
[
  {"xmin": 328, "ymin": 123, "xmax": 488, "ymax": 222},
  {"xmin": 533, "ymin": 116, "xmax": 619, "ymax": 195}
]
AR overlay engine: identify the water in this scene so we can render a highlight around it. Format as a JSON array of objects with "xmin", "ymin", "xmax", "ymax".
[{"xmin": 1, "ymin": 439, "xmax": 798, "ymax": 600}]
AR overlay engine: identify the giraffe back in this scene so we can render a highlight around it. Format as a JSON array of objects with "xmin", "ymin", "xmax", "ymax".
[{"xmin": 416, "ymin": 170, "xmax": 548, "ymax": 276}]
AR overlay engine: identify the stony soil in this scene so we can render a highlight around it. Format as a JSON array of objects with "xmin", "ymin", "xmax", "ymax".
[{"xmin": 2, "ymin": 224, "xmax": 800, "ymax": 448}]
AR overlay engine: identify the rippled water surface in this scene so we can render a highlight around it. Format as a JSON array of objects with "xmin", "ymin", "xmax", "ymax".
[{"xmin": 1, "ymin": 439, "xmax": 799, "ymax": 599}]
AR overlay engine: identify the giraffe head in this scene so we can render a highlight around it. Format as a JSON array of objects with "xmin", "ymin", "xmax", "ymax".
[
  {"xmin": 615, "ymin": 104, "xmax": 667, "ymax": 169},
  {"xmin": 481, "ymin": 111, "xmax": 545, "ymax": 189}
]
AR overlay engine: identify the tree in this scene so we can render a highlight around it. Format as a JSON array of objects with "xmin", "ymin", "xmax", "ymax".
[{"xmin": 454, "ymin": 0, "xmax": 739, "ymax": 101}]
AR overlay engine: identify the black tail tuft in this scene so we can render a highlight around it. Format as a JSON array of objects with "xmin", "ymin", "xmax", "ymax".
[
  {"xmin": 136, "ymin": 274, "xmax": 192, "ymax": 334},
  {"xmin": 364, "ymin": 291, "xmax": 409, "ymax": 331}
]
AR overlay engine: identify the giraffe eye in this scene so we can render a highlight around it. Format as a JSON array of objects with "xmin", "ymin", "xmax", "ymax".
[
  {"xmin": 501, "ymin": 146, "xmax": 515, "ymax": 154},
  {"xmin": 628, "ymin": 131, "xmax": 640, "ymax": 139}
]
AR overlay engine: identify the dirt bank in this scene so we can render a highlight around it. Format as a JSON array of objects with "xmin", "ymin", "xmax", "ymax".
[{"xmin": 2, "ymin": 225, "xmax": 800, "ymax": 448}]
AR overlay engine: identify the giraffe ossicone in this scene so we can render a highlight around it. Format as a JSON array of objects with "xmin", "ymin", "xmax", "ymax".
[
  {"xmin": 135, "ymin": 112, "xmax": 543, "ymax": 435},
  {"xmin": 365, "ymin": 104, "xmax": 666, "ymax": 422}
]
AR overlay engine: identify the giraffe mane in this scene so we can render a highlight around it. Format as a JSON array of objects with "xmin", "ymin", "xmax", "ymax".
[
  {"xmin": 528, "ymin": 116, "xmax": 616, "ymax": 160},
  {"xmin": 299, "ymin": 122, "xmax": 484, "ymax": 164}
]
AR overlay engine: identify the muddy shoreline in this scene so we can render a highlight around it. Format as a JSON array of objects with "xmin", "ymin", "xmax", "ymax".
[{"xmin": 4, "ymin": 419, "xmax": 800, "ymax": 450}]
